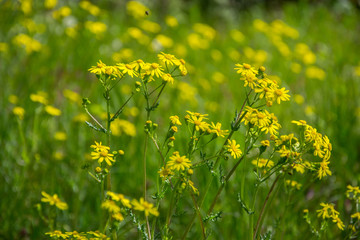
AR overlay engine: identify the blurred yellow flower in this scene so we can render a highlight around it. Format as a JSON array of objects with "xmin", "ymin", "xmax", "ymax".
[
  {"xmin": 85, "ymin": 21, "xmax": 107, "ymax": 35},
  {"xmin": 41, "ymin": 191, "xmax": 68, "ymax": 210},
  {"xmin": 44, "ymin": 0, "xmax": 57, "ymax": 9},
  {"xmin": 305, "ymin": 66, "xmax": 326, "ymax": 80},
  {"xmin": 54, "ymin": 131, "xmax": 67, "ymax": 141},
  {"xmin": 131, "ymin": 198, "xmax": 159, "ymax": 217},
  {"xmin": 165, "ymin": 15, "xmax": 178, "ymax": 27},
  {"xmin": 13, "ymin": 107, "xmax": 25, "ymax": 120},
  {"xmin": 45, "ymin": 105, "xmax": 61, "ymax": 116}
]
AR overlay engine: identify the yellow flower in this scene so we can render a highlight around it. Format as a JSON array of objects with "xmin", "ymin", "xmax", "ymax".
[
  {"xmin": 169, "ymin": 115, "xmax": 181, "ymax": 126},
  {"xmin": 270, "ymin": 87, "xmax": 290, "ymax": 104},
  {"xmin": 158, "ymin": 52, "xmax": 179, "ymax": 66},
  {"xmin": 45, "ymin": 105, "xmax": 62, "ymax": 116},
  {"xmin": 162, "ymin": 73, "xmax": 174, "ymax": 84},
  {"xmin": 41, "ymin": 191, "xmax": 68, "ymax": 210},
  {"xmin": 168, "ymin": 152, "xmax": 192, "ymax": 171},
  {"xmin": 30, "ymin": 92, "xmax": 48, "ymax": 105},
  {"xmin": 210, "ymin": 122, "xmax": 228, "ymax": 138},
  {"xmin": 63, "ymin": 89, "xmax": 81, "ymax": 104},
  {"xmin": 165, "ymin": 15, "xmax": 178, "ymax": 27},
  {"xmin": 158, "ymin": 166, "xmax": 173, "ymax": 179},
  {"xmin": 112, "ymin": 212, "xmax": 124, "ymax": 221},
  {"xmin": 117, "ymin": 63, "xmax": 138, "ymax": 78},
  {"xmin": 131, "ymin": 198, "xmax": 159, "ymax": 217},
  {"xmin": 89, "ymin": 60, "xmax": 107, "ymax": 75},
  {"xmin": 261, "ymin": 140, "xmax": 270, "ymax": 147},
  {"xmin": 332, "ymin": 215, "xmax": 345, "ymax": 230},
  {"xmin": 13, "ymin": 106, "xmax": 25, "ymax": 120},
  {"xmin": 187, "ymin": 115, "xmax": 209, "ymax": 132},
  {"xmin": 317, "ymin": 160, "xmax": 331, "ymax": 179},
  {"xmin": 143, "ymin": 63, "xmax": 164, "ymax": 78},
  {"xmin": 234, "ymin": 63, "xmax": 258, "ymax": 76},
  {"xmin": 251, "ymin": 158, "xmax": 274, "ymax": 168},
  {"xmin": 107, "ymin": 191, "xmax": 132, "ymax": 208},
  {"xmin": 101, "ymin": 200, "xmax": 120, "ymax": 213},
  {"xmin": 85, "ymin": 21, "xmax": 107, "ymax": 35},
  {"xmin": 291, "ymin": 120, "xmax": 307, "ymax": 126},
  {"xmin": 91, "ymin": 149, "xmax": 115, "ymax": 166},
  {"xmin": 45, "ymin": 230, "xmax": 68, "ymax": 238},
  {"xmin": 225, "ymin": 139, "xmax": 242, "ymax": 159},
  {"xmin": 54, "ymin": 131, "xmax": 67, "ymax": 141}
]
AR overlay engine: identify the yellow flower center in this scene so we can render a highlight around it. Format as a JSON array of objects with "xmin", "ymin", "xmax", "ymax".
[
  {"xmin": 275, "ymin": 89, "xmax": 283, "ymax": 96},
  {"xmin": 175, "ymin": 157, "xmax": 183, "ymax": 163},
  {"xmin": 164, "ymin": 54, "xmax": 172, "ymax": 60},
  {"xmin": 100, "ymin": 151, "xmax": 108, "ymax": 157},
  {"xmin": 137, "ymin": 59, "xmax": 143, "ymax": 63},
  {"xmin": 151, "ymin": 63, "xmax": 158, "ymax": 69},
  {"xmin": 125, "ymin": 64, "xmax": 133, "ymax": 70},
  {"xmin": 194, "ymin": 120, "xmax": 201, "ymax": 126},
  {"xmin": 180, "ymin": 59, "xmax": 185, "ymax": 65},
  {"xmin": 244, "ymin": 63, "xmax": 251, "ymax": 69}
]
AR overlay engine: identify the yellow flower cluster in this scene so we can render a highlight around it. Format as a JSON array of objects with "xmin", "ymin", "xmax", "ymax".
[
  {"xmin": 46, "ymin": 230, "xmax": 108, "ymax": 239},
  {"xmin": 285, "ymin": 180, "xmax": 302, "ymax": 190},
  {"xmin": 316, "ymin": 203, "xmax": 344, "ymax": 230},
  {"xmin": 242, "ymin": 106, "xmax": 281, "ymax": 135},
  {"xmin": 185, "ymin": 111, "xmax": 228, "ymax": 137},
  {"xmin": 291, "ymin": 120, "xmax": 333, "ymax": 179},
  {"xmin": 89, "ymin": 52, "xmax": 187, "ymax": 82},
  {"xmin": 235, "ymin": 63, "xmax": 290, "ymax": 106}
]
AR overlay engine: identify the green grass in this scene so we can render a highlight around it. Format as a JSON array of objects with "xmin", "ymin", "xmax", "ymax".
[{"xmin": 1, "ymin": 1, "xmax": 360, "ymax": 239}]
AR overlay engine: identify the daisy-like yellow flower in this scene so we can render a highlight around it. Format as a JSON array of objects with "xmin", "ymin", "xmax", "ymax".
[
  {"xmin": 158, "ymin": 52, "xmax": 178, "ymax": 66},
  {"xmin": 234, "ymin": 63, "xmax": 258, "ymax": 75},
  {"xmin": 90, "ymin": 141, "xmax": 110, "ymax": 152},
  {"xmin": 45, "ymin": 105, "xmax": 61, "ymax": 116},
  {"xmin": 91, "ymin": 149, "xmax": 115, "ymax": 166},
  {"xmin": 107, "ymin": 191, "xmax": 132, "ymax": 208},
  {"xmin": 225, "ymin": 139, "xmax": 242, "ymax": 159},
  {"xmin": 240, "ymin": 72, "xmax": 258, "ymax": 89},
  {"xmin": 169, "ymin": 115, "xmax": 181, "ymax": 125},
  {"xmin": 261, "ymin": 140, "xmax": 270, "ymax": 146},
  {"xmin": 316, "ymin": 202, "xmax": 332, "ymax": 219},
  {"xmin": 251, "ymin": 158, "xmax": 274, "ymax": 168},
  {"xmin": 101, "ymin": 200, "xmax": 120, "ymax": 213},
  {"xmin": 144, "ymin": 62, "xmax": 164, "ymax": 77},
  {"xmin": 210, "ymin": 122, "xmax": 228, "ymax": 138},
  {"xmin": 162, "ymin": 73, "xmax": 174, "ymax": 84},
  {"xmin": 318, "ymin": 160, "xmax": 331, "ymax": 179},
  {"xmin": 187, "ymin": 115, "xmax": 209, "ymax": 132},
  {"xmin": 89, "ymin": 60, "xmax": 107, "ymax": 75},
  {"xmin": 131, "ymin": 59, "xmax": 145, "ymax": 71},
  {"xmin": 116, "ymin": 63, "xmax": 138, "ymax": 78},
  {"xmin": 41, "ymin": 191, "xmax": 68, "ymax": 210},
  {"xmin": 131, "ymin": 198, "xmax": 159, "ymax": 217},
  {"xmin": 158, "ymin": 166, "xmax": 173, "ymax": 179},
  {"xmin": 271, "ymin": 87, "xmax": 290, "ymax": 104},
  {"xmin": 168, "ymin": 152, "xmax": 192, "ymax": 171}
]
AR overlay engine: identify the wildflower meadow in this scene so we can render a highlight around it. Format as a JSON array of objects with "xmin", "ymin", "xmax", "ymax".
[{"xmin": 1, "ymin": 0, "xmax": 360, "ymax": 239}]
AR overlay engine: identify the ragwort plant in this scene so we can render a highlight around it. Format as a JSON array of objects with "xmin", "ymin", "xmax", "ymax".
[{"xmin": 43, "ymin": 53, "xmax": 333, "ymax": 239}]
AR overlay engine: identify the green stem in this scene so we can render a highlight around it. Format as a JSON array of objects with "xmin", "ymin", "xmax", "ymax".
[
  {"xmin": 253, "ymin": 174, "xmax": 281, "ymax": 239},
  {"xmin": 190, "ymin": 192, "xmax": 206, "ymax": 239}
]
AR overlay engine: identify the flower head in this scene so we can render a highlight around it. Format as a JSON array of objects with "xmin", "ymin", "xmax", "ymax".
[
  {"xmin": 225, "ymin": 139, "xmax": 242, "ymax": 159},
  {"xmin": 41, "ymin": 191, "xmax": 68, "ymax": 210},
  {"xmin": 168, "ymin": 152, "xmax": 192, "ymax": 171},
  {"xmin": 131, "ymin": 198, "xmax": 159, "ymax": 217}
]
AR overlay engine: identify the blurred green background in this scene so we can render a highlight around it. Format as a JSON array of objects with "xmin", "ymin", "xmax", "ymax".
[{"xmin": 1, "ymin": 0, "xmax": 360, "ymax": 239}]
